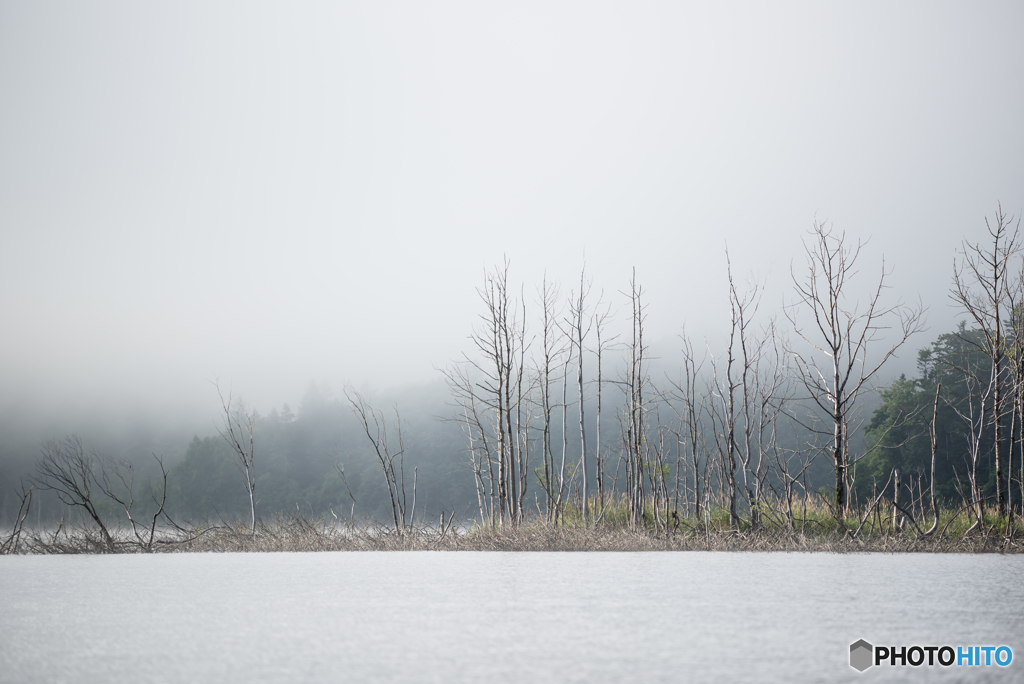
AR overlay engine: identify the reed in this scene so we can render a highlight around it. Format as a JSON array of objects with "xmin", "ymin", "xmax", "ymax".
[{"xmin": 5, "ymin": 496, "xmax": 1021, "ymax": 554}]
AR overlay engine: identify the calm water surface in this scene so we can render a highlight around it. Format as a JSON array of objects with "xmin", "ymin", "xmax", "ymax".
[{"xmin": 1, "ymin": 552, "xmax": 1022, "ymax": 683}]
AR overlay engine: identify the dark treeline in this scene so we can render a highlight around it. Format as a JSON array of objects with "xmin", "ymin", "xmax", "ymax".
[
  {"xmin": 861, "ymin": 326, "xmax": 1021, "ymax": 520},
  {"xmin": 2, "ymin": 382, "xmax": 474, "ymax": 529},
  {"xmin": 4, "ymin": 208, "xmax": 1024, "ymax": 551}
]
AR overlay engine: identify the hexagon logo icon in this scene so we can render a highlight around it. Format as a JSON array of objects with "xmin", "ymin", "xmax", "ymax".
[{"xmin": 850, "ymin": 639, "xmax": 874, "ymax": 672}]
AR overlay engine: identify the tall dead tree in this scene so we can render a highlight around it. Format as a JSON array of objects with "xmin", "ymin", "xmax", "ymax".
[
  {"xmin": 555, "ymin": 350, "xmax": 572, "ymax": 522},
  {"xmin": 566, "ymin": 266, "xmax": 594, "ymax": 523},
  {"xmin": 445, "ymin": 260, "xmax": 530, "ymax": 526},
  {"xmin": 1008, "ymin": 260, "xmax": 1024, "ymax": 524},
  {"xmin": 742, "ymin": 320, "xmax": 792, "ymax": 531},
  {"xmin": 787, "ymin": 221, "xmax": 925, "ymax": 521},
  {"xmin": 708, "ymin": 250, "xmax": 764, "ymax": 529},
  {"xmin": 622, "ymin": 269, "xmax": 651, "ymax": 528},
  {"xmin": 216, "ymin": 383, "xmax": 258, "ymax": 536},
  {"xmin": 947, "ymin": 347, "xmax": 995, "ymax": 530},
  {"xmin": 345, "ymin": 388, "xmax": 414, "ymax": 535},
  {"xmin": 925, "ymin": 382, "xmax": 941, "ymax": 535},
  {"xmin": 535, "ymin": 273, "xmax": 563, "ymax": 522},
  {"xmin": 950, "ymin": 204, "xmax": 1021, "ymax": 519},
  {"xmin": 705, "ymin": 250, "xmax": 786, "ymax": 530},
  {"xmin": 445, "ymin": 365, "xmax": 496, "ymax": 525},
  {"xmin": 593, "ymin": 299, "xmax": 616, "ymax": 511},
  {"xmin": 667, "ymin": 332, "xmax": 709, "ymax": 521},
  {"xmin": 707, "ymin": 355, "xmax": 739, "ymax": 527}
]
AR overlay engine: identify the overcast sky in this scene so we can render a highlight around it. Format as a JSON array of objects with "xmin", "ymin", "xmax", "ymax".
[{"xmin": 1, "ymin": 1, "xmax": 1022, "ymax": 425}]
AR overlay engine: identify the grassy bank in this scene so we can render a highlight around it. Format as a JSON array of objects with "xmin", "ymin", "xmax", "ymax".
[{"xmin": 5, "ymin": 499, "xmax": 1023, "ymax": 554}]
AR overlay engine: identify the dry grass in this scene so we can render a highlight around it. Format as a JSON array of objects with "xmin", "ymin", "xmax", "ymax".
[
  {"xmin": 456, "ymin": 521, "xmax": 1021, "ymax": 553},
  {"xmin": 5, "ymin": 509, "xmax": 1022, "ymax": 554}
]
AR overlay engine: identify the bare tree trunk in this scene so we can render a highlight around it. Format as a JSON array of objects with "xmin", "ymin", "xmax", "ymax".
[
  {"xmin": 537, "ymin": 274, "xmax": 561, "ymax": 522},
  {"xmin": 950, "ymin": 362, "xmax": 992, "ymax": 531},
  {"xmin": 578, "ymin": 352, "xmax": 588, "ymax": 525},
  {"xmin": 445, "ymin": 259, "xmax": 529, "ymax": 527},
  {"xmin": 567, "ymin": 268, "xmax": 593, "ymax": 524},
  {"xmin": 951, "ymin": 205, "xmax": 1021, "ymax": 518},
  {"xmin": 596, "ymin": 320, "xmax": 604, "ymax": 512},
  {"xmin": 556, "ymin": 353, "xmax": 570, "ymax": 523},
  {"xmin": 215, "ymin": 383, "xmax": 258, "ymax": 537},
  {"xmin": 592, "ymin": 300, "xmax": 616, "ymax": 516},
  {"xmin": 0, "ymin": 484, "xmax": 32, "ymax": 555},
  {"xmin": 345, "ymin": 388, "xmax": 410, "ymax": 536},
  {"xmin": 724, "ymin": 311, "xmax": 739, "ymax": 529},
  {"xmin": 892, "ymin": 468, "xmax": 903, "ymax": 531},
  {"xmin": 788, "ymin": 221, "xmax": 924, "ymax": 523},
  {"xmin": 674, "ymin": 334, "xmax": 708, "ymax": 522},
  {"xmin": 624, "ymin": 270, "xmax": 649, "ymax": 528},
  {"xmin": 721, "ymin": 249, "xmax": 770, "ymax": 530}
]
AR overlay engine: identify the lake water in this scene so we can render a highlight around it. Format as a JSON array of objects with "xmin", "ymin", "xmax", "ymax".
[{"xmin": 1, "ymin": 552, "xmax": 1022, "ymax": 683}]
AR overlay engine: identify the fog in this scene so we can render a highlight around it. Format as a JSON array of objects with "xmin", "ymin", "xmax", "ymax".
[{"xmin": 1, "ymin": 1, "xmax": 1022, "ymax": 440}]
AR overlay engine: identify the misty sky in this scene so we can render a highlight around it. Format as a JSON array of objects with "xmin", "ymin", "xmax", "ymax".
[{"xmin": 1, "ymin": 1, "xmax": 1023, "ymax": 424}]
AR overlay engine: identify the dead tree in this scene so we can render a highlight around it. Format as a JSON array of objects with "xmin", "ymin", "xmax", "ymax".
[
  {"xmin": 33, "ymin": 436, "xmax": 115, "ymax": 552},
  {"xmin": 535, "ymin": 273, "xmax": 563, "ymax": 521},
  {"xmin": 707, "ymin": 354, "xmax": 739, "ymax": 528},
  {"xmin": 345, "ymin": 388, "xmax": 414, "ymax": 535},
  {"xmin": 924, "ymin": 382, "xmax": 941, "ymax": 535},
  {"xmin": 744, "ymin": 321, "xmax": 792, "ymax": 531},
  {"xmin": 98, "ymin": 454, "xmax": 172, "ymax": 552},
  {"xmin": 950, "ymin": 204, "xmax": 1021, "ymax": 518},
  {"xmin": 444, "ymin": 366, "xmax": 497, "ymax": 526},
  {"xmin": 707, "ymin": 249, "xmax": 765, "ymax": 529},
  {"xmin": 555, "ymin": 350, "xmax": 572, "ymax": 523},
  {"xmin": 947, "ymin": 353, "xmax": 994, "ymax": 531},
  {"xmin": 593, "ymin": 299, "xmax": 616, "ymax": 512},
  {"xmin": 216, "ymin": 382, "xmax": 258, "ymax": 536},
  {"xmin": 0, "ymin": 483, "xmax": 33, "ymax": 554},
  {"xmin": 786, "ymin": 221, "xmax": 925, "ymax": 521},
  {"xmin": 565, "ymin": 266, "xmax": 594, "ymax": 523},
  {"xmin": 1009, "ymin": 265, "xmax": 1024, "ymax": 525},
  {"xmin": 444, "ymin": 260, "xmax": 530, "ymax": 526},
  {"xmin": 622, "ymin": 269, "xmax": 651, "ymax": 528},
  {"xmin": 667, "ymin": 332, "xmax": 709, "ymax": 521},
  {"xmin": 892, "ymin": 468, "xmax": 904, "ymax": 531}
]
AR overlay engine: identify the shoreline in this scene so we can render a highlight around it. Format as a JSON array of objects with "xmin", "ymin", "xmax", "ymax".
[{"xmin": 5, "ymin": 517, "xmax": 1022, "ymax": 554}]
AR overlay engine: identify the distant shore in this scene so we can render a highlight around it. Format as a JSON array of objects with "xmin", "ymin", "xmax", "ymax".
[{"xmin": 4, "ymin": 513, "xmax": 1022, "ymax": 554}]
